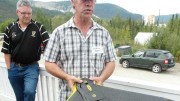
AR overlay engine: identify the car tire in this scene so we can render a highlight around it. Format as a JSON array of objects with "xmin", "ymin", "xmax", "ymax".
[
  {"xmin": 122, "ymin": 60, "xmax": 129, "ymax": 68},
  {"xmin": 152, "ymin": 64, "xmax": 162, "ymax": 73}
]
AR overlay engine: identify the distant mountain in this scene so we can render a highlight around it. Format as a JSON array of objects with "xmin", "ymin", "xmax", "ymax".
[
  {"xmin": 0, "ymin": 0, "xmax": 18, "ymax": 22},
  {"xmin": 0, "ymin": 0, "xmax": 63, "ymax": 23},
  {"xmin": 32, "ymin": 1, "xmax": 72, "ymax": 13},
  {"xmin": 33, "ymin": 1, "xmax": 142, "ymax": 20},
  {"xmin": 0, "ymin": 0, "xmax": 177, "ymax": 24},
  {"xmin": 94, "ymin": 3, "xmax": 142, "ymax": 20},
  {"xmin": 155, "ymin": 14, "xmax": 179, "ymax": 24}
]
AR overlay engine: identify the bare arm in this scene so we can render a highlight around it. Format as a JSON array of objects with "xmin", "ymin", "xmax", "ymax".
[
  {"xmin": 45, "ymin": 61, "xmax": 82, "ymax": 91},
  {"xmin": 4, "ymin": 54, "xmax": 11, "ymax": 69},
  {"xmin": 90, "ymin": 61, "xmax": 115, "ymax": 85},
  {"xmin": 100, "ymin": 61, "xmax": 115, "ymax": 82}
]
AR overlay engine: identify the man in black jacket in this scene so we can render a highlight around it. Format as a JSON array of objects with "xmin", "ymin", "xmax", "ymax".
[{"xmin": 1, "ymin": 0, "xmax": 49, "ymax": 101}]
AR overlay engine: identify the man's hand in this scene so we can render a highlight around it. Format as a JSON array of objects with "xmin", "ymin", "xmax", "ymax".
[
  {"xmin": 90, "ymin": 61, "xmax": 115, "ymax": 85},
  {"xmin": 89, "ymin": 77, "xmax": 103, "ymax": 85},
  {"xmin": 66, "ymin": 76, "xmax": 83, "ymax": 91}
]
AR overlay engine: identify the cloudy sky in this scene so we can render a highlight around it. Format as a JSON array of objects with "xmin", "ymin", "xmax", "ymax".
[{"xmin": 34, "ymin": 0, "xmax": 180, "ymax": 16}]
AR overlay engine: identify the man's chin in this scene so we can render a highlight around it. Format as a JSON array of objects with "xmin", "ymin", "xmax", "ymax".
[
  {"xmin": 23, "ymin": 20, "xmax": 30, "ymax": 24},
  {"xmin": 82, "ymin": 14, "xmax": 92, "ymax": 19}
]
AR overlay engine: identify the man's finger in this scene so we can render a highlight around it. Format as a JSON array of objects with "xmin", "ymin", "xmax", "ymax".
[
  {"xmin": 76, "ymin": 78, "xmax": 83, "ymax": 83},
  {"xmin": 89, "ymin": 77, "xmax": 97, "ymax": 81}
]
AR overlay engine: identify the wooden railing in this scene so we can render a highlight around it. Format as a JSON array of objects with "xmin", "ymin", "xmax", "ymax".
[{"xmin": 0, "ymin": 59, "xmax": 180, "ymax": 101}]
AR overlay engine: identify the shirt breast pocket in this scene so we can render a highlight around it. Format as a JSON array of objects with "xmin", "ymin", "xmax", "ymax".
[{"xmin": 91, "ymin": 52, "xmax": 105, "ymax": 61}]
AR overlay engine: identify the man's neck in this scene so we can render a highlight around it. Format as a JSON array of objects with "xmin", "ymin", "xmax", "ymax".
[
  {"xmin": 18, "ymin": 21, "xmax": 30, "ymax": 28},
  {"xmin": 74, "ymin": 16, "xmax": 93, "ymax": 36}
]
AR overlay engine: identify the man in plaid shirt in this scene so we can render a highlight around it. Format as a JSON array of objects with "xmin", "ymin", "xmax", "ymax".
[{"xmin": 44, "ymin": 0, "xmax": 116, "ymax": 100}]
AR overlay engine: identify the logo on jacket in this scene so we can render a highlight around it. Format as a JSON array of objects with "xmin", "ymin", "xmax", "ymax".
[
  {"xmin": 31, "ymin": 31, "xmax": 36, "ymax": 37},
  {"xmin": 12, "ymin": 32, "xmax": 16, "ymax": 38}
]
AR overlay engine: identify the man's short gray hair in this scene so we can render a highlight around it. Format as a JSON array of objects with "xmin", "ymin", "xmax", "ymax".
[{"xmin": 17, "ymin": 0, "xmax": 32, "ymax": 10}]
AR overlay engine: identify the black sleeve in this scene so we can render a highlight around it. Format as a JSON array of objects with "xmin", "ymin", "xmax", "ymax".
[
  {"xmin": 33, "ymin": 21, "xmax": 50, "ymax": 50},
  {"xmin": 1, "ymin": 23, "xmax": 14, "ymax": 54},
  {"xmin": 38, "ymin": 23, "xmax": 49, "ymax": 48}
]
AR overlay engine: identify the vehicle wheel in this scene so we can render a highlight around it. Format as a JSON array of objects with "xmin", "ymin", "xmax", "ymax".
[
  {"xmin": 152, "ymin": 64, "xmax": 162, "ymax": 73},
  {"xmin": 122, "ymin": 60, "xmax": 129, "ymax": 68}
]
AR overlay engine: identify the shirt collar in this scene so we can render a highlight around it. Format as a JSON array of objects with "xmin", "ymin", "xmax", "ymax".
[{"xmin": 15, "ymin": 19, "xmax": 34, "ymax": 29}]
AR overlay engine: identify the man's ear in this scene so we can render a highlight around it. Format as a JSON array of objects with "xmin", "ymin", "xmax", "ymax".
[
  {"xmin": 71, "ymin": 0, "xmax": 75, "ymax": 9},
  {"xmin": 16, "ymin": 10, "xmax": 19, "ymax": 16}
]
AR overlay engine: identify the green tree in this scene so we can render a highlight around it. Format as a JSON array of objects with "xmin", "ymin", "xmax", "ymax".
[
  {"xmin": 0, "ymin": 18, "xmax": 15, "ymax": 32},
  {"xmin": 51, "ymin": 12, "xmax": 73, "ymax": 30},
  {"xmin": 33, "ymin": 9, "xmax": 52, "ymax": 32}
]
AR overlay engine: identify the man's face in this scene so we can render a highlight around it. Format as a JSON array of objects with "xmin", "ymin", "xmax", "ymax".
[
  {"xmin": 16, "ymin": 6, "xmax": 32, "ymax": 24},
  {"xmin": 72, "ymin": 0, "xmax": 96, "ymax": 18}
]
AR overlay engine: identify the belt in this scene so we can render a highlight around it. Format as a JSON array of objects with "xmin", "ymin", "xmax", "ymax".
[{"xmin": 14, "ymin": 61, "xmax": 37, "ymax": 67}]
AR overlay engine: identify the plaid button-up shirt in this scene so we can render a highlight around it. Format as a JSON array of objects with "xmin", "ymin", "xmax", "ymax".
[{"xmin": 44, "ymin": 17, "xmax": 116, "ymax": 100}]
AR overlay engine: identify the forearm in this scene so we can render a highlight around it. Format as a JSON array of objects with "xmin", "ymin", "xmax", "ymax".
[
  {"xmin": 4, "ymin": 54, "xmax": 11, "ymax": 69},
  {"xmin": 100, "ymin": 61, "xmax": 115, "ymax": 82},
  {"xmin": 45, "ymin": 61, "xmax": 83, "ymax": 91},
  {"xmin": 45, "ymin": 61, "xmax": 71, "ymax": 80}
]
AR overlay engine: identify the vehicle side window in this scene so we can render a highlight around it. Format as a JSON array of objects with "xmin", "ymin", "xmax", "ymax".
[
  {"xmin": 144, "ymin": 51, "xmax": 155, "ymax": 58},
  {"xmin": 134, "ymin": 51, "xmax": 144, "ymax": 57},
  {"xmin": 154, "ymin": 52, "xmax": 161, "ymax": 58}
]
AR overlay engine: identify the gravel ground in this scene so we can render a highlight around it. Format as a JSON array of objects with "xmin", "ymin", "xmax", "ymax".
[{"xmin": 113, "ymin": 57, "xmax": 180, "ymax": 87}]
